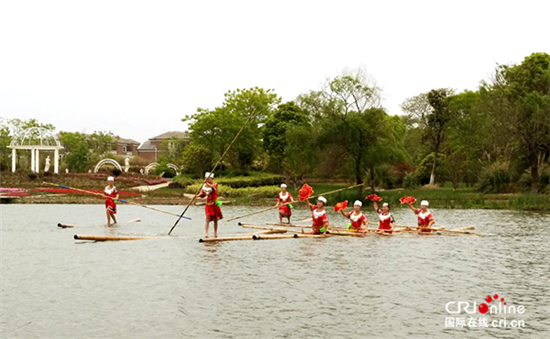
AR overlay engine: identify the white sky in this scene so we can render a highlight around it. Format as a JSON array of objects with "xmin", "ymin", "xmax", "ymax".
[{"xmin": 1, "ymin": 0, "xmax": 549, "ymax": 143}]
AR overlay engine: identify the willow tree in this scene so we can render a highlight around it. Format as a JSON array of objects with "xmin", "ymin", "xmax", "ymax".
[
  {"xmin": 297, "ymin": 69, "xmax": 405, "ymax": 190},
  {"xmin": 481, "ymin": 52, "xmax": 550, "ymax": 193}
]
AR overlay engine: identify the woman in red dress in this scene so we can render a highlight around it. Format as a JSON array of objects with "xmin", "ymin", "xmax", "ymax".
[
  {"xmin": 275, "ymin": 184, "xmax": 295, "ymax": 224},
  {"xmin": 407, "ymin": 200, "xmax": 434, "ymax": 232},
  {"xmin": 104, "ymin": 176, "xmax": 119, "ymax": 226},
  {"xmin": 302, "ymin": 196, "xmax": 329, "ymax": 235},
  {"xmin": 200, "ymin": 172, "xmax": 223, "ymax": 238},
  {"xmin": 339, "ymin": 200, "xmax": 368, "ymax": 232},
  {"xmin": 373, "ymin": 201, "xmax": 396, "ymax": 233}
]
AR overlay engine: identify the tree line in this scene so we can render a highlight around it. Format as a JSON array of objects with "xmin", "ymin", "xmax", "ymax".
[
  {"xmin": 2, "ymin": 52, "xmax": 548, "ymax": 194},
  {"xmin": 183, "ymin": 52, "xmax": 550, "ymax": 194}
]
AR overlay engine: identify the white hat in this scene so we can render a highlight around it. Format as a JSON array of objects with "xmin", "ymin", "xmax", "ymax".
[
  {"xmin": 280, "ymin": 183, "xmax": 287, "ymax": 188},
  {"xmin": 107, "ymin": 176, "xmax": 114, "ymax": 181},
  {"xmin": 205, "ymin": 172, "xmax": 214, "ymax": 179},
  {"xmin": 421, "ymin": 200, "xmax": 429, "ymax": 206},
  {"xmin": 353, "ymin": 200, "xmax": 362, "ymax": 206},
  {"xmin": 317, "ymin": 196, "xmax": 327, "ymax": 204},
  {"xmin": 382, "ymin": 202, "xmax": 389, "ymax": 207}
]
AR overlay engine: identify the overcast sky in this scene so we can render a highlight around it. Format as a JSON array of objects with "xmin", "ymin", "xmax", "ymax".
[{"xmin": 1, "ymin": 0, "xmax": 548, "ymax": 143}]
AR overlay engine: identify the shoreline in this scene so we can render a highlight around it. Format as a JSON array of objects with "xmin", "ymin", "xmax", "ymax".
[{"xmin": 2, "ymin": 195, "xmax": 549, "ymax": 211}]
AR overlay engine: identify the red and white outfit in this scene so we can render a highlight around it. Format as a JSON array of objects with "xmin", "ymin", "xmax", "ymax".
[
  {"xmin": 310, "ymin": 205, "xmax": 328, "ymax": 234},
  {"xmin": 415, "ymin": 209, "xmax": 434, "ymax": 227},
  {"xmin": 348, "ymin": 211, "xmax": 367, "ymax": 231},
  {"xmin": 104, "ymin": 185, "xmax": 118, "ymax": 215},
  {"xmin": 377, "ymin": 209, "xmax": 395, "ymax": 232},
  {"xmin": 201, "ymin": 183, "xmax": 223, "ymax": 222},
  {"xmin": 278, "ymin": 192, "xmax": 292, "ymax": 217}
]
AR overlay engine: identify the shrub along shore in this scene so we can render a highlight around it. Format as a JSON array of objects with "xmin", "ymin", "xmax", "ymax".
[{"xmin": 2, "ymin": 172, "xmax": 548, "ymax": 211}]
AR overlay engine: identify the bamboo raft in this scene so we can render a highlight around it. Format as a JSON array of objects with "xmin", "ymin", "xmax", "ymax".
[{"xmin": 74, "ymin": 234, "xmax": 158, "ymax": 241}]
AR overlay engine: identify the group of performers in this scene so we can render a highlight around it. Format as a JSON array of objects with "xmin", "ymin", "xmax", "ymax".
[
  {"xmin": 102, "ymin": 174, "xmax": 435, "ymax": 237},
  {"xmin": 273, "ymin": 183, "xmax": 435, "ymax": 235}
]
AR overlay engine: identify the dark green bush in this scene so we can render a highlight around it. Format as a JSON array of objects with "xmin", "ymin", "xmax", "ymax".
[
  {"xmin": 476, "ymin": 162, "xmax": 512, "ymax": 193},
  {"xmin": 403, "ymin": 172, "xmax": 420, "ymax": 189}
]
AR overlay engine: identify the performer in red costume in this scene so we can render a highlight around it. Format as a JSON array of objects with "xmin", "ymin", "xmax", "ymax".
[
  {"xmin": 302, "ymin": 196, "xmax": 329, "ymax": 235},
  {"xmin": 339, "ymin": 200, "xmax": 368, "ymax": 232},
  {"xmin": 408, "ymin": 200, "xmax": 435, "ymax": 232},
  {"xmin": 373, "ymin": 200, "xmax": 396, "ymax": 233},
  {"xmin": 199, "ymin": 172, "xmax": 223, "ymax": 238},
  {"xmin": 275, "ymin": 183, "xmax": 295, "ymax": 224},
  {"xmin": 104, "ymin": 176, "xmax": 119, "ymax": 226}
]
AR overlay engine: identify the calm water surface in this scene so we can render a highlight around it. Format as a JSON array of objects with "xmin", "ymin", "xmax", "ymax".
[{"xmin": 1, "ymin": 204, "xmax": 549, "ymax": 338}]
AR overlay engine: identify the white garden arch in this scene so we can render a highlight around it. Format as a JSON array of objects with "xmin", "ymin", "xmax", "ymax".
[
  {"xmin": 8, "ymin": 127, "xmax": 64, "ymax": 173},
  {"xmin": 144, "ymin": 162, "xmax": 159, "ymax": 175},
  {"xmin": 167, "ymin": 163, "xmax": 180, "ymax": 175},
  {"xmin": 94, "ymin": 159, "xmax": 123, "ymax": 173},
  {"xmin": 144, "ymin": 162, "xmax": 180, "ymax": 175}
]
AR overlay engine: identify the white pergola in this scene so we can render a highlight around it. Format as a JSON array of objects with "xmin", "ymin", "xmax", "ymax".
[{"xmin": 7, "ymin": 127, "xmax": 64, "ymax": 174}]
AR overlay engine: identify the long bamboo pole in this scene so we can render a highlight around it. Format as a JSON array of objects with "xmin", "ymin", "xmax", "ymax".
[
  {"xmin": 225, "ymin": 182, "xmax": 365, "ymax": 222},
  {"xmin": 74, "ymin": 234, "xmax": 158, "ymax": 241},
  {"xmin": 168, "ymin": 111, "xmax": 255, "ymax": 235},
  {"xmin": 43, "ymin": 182, "xmax": 191, "ymax": 220}
]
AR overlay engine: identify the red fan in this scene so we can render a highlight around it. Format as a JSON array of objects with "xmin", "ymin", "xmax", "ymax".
[
  {"xmin": 365, "ymin": 194, "xmax": 382, "ymax": 201},
  {"xmin": 298, "ymin": 184, "xmax": 314, "ymax": 201},
  {"xmin": 399, "ymin": 196, "xmax": 417, "ymax": 204},
  {"xmin": 334, "ymin": 200, "xmax": 348, "ymax": 212}
]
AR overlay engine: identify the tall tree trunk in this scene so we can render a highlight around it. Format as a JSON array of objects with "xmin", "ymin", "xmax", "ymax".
[
  {"xmin": 355, "ymin": 159, "xmax": 363, "ymax": 194},
  {"xmin": 429, "ymin": 145, "xmax": 439, "ymax": 185},
  {"xmin": 370, "ymin": 166, "xmax": 375, "ymax": 191},
  {"xmin": 530, "ymin": 154, "xmax": 539, "ymax": 194}
]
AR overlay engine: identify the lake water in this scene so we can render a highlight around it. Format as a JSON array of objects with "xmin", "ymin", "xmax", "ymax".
[{"xmin": 1, "ymin": 204, "xmax": 549, "ymax": 338}]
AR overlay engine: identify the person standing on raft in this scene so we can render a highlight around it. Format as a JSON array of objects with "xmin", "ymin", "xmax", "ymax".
[
  {"xmin": 407, "ymin": 200, "xmax": 434, "ymax": 232},
  {"xmin": 339, "ymin": 200, "xmax": 368, "ymax": 232},
  {"xmin": 199, "ymin": 172, "xmax": 223, "ymax": 238},
  {"xmin": 275, "ymin": 183, "xmax": 295, "ymax": 224},
  {"xmin": 302, "ymin": 196, "xmax": 329, "ymax": 235},
  {"xmin": 373, "ymin": 200, "xmax": 396, "ymax": 233},
  {"xmin": 104, "ymin": 176, "xmax": 119, "ymax": 226}
]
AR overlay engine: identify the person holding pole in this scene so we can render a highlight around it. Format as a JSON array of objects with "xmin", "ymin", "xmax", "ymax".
[
  {"xmin": 199, "ymin": 172, "xmax": 223, "ymax": 238},
  {"xmin": 104, "ymin": 176, "xmax": 119, "ymax": 226}
]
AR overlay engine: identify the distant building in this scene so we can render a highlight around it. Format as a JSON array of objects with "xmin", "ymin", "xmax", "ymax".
[
  {"xmin": 138, "ymin": 131, "xmax": 189, "ymax": 161},
  {"xmin": 114, "ymin": 138, "xmax": 140, "ymax": 157}
]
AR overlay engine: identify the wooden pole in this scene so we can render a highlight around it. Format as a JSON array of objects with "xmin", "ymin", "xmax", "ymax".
[
  {"xmin": 43, "ymin": 182, "xmax": 191, "ymax": 220},
  {"xmin": 74, "ymin": 234, "xmax": 158, "ymax": 241},
  {"xmin": 199, "ymin": 236, "xmax": 254, "ymax": 242},
  {"xmin": 168, "ymin": 111, "xmax": 255, "ymax": 235},
  {"xmin": 225, "ymin": 182, "xmax": 365, "ymax": 222},
  {"xmin": 58, "ymin": 223, "xmax": 75, "ymax": 228}
]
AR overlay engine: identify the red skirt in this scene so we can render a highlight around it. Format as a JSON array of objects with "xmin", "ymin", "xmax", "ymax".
[
  {"xmin": 205, "ymin": 204, "xmax": 223, "ymax": 221},
  {"xmin": 279, "ymin": 205, "xmax": 291, "ymax": 217},
  {"xmin": 106, "ymin": 199, "xmax": 117, "ymax": 215}
]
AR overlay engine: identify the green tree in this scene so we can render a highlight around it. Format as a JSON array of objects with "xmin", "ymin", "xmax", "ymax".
[
  {"xmin": 402, "ymin": 88, "xmax": 454, "ymax": 185},
  {"xmin": 185, "ymin": 87, "xmax": 280, "ymax": 169},
  {"xmin": 89, "ymin": 131, "xmax": 115, "ymax": 156},
  {"xmin": 283, "ymin": 124, "xmax": 318, "ymax": 185},
  {"xmin": 481, "ymin": 52, "xmax": 550, "ymax": 193},
  {"xmin": 263, "ymin": 101, "xmax": 309, "ymax": 170},
  {"xmin": 181, "ymin": 144, "xmax": 214, "ymax": 176},
  {"xmin": 59, "ymin": 132, "xmax": 90, "ymax": 172},
  {"xmin": 297, "ymin": 69, "xmax": 404, "ymax": 190},
  {"xmin": 0, "ymin": 125, "xmax": 11, "ymax": 171}
]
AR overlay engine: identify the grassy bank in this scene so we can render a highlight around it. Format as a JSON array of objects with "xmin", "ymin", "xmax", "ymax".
[
  {"xmin": 283, "ymin": 183, "xmax": 549, "ymax": 211},
  {"xmin": 2, "ymin": 171, "xmax": 549, "ymax": 210}
]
